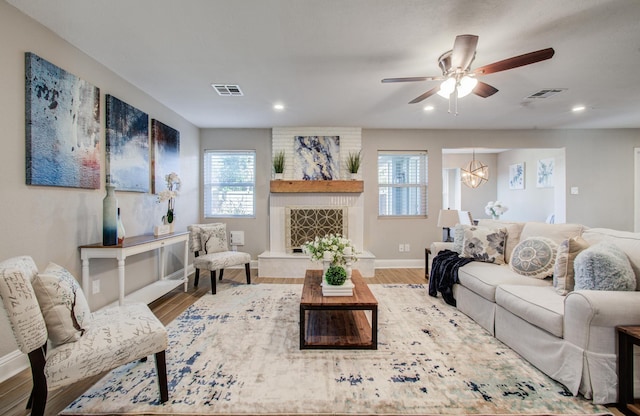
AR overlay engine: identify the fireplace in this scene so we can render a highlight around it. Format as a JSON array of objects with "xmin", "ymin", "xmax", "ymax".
[{"xmin": 285, "ymin": 206, "xmax": 348, "ymax": 253}]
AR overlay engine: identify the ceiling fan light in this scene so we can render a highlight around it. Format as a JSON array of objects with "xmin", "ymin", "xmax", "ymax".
[
  {"xmin": 457, "ymin": 76, "xmax": 478, "ymax": 98},
  {"xmin": 438, "ymin": 78, "xmax": 456, "ymax": 98}
]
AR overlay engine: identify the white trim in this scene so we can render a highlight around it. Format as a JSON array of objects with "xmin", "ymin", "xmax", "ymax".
[
  {"xmin": 635, "ymin": 148, "xmax": 640, "ymax": 232},
  {"xmin": 0, "ymin": 349, "xmax": 28, "ymax": 383}
]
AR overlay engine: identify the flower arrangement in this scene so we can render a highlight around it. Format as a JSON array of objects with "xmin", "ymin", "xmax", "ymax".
[
  {"xmin": 485, "ymin": 201, "xmax": 508, "ymax": 219},
  {"xmin": 157, "ymin": 172, "xmax": 181, "ymax": 224},
  {"xmin": 302, "ymin": 234, "xmax": 358, "ymax": 266}
]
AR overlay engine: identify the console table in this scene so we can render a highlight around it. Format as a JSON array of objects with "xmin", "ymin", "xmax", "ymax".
[{"xmin": 79, "ymin": 232, "xmax": 189, "ymax": 309}]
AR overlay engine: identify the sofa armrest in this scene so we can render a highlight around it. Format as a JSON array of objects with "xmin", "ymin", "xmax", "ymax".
[
  {"xmin": 564, "ymin": 290, "xmax": 640, "ymax": 354},
  {"xmin": 428, "ymin": 242, "xmax": 455, "ymax": 273}
]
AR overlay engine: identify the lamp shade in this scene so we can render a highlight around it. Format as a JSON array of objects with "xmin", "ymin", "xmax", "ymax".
[{"xmin": 437, "ymin": 209, "xmax": 460, "ymax": 228}]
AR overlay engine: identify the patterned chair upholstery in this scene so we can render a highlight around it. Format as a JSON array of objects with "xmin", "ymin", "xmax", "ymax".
[
  {"xmin": 0, "ymin": 256, "xmax": 169, "ymax": 416},
  {"xmin": 188, "ymin": 223, "xmax": 251, "ymax": 294}
]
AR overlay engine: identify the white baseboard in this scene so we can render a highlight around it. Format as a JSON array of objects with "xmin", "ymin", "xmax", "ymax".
[{"xmin": 0, "ymin": 349, "xmax": 28, "ymax": 383}]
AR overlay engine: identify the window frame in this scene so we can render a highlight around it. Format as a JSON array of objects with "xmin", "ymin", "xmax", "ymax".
[
  {"xmin": 203, "ymin": 149, "xmax": 256, "ymax": 219},
  {"xmin": 377, "ymin": 150, "xmax": 428, "ymax": 218}
]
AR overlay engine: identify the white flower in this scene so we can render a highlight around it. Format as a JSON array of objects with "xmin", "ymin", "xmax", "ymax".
[
  {"xmin": 485, "ymin": 201, "xmax": 509, "ymax": 217},
  {"xmin": 302, "ymin": 234, "xmax": 358, "ymax": 266}
]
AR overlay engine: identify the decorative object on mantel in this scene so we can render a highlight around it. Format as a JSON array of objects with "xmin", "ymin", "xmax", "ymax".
[
  {"xmin": 303, "ymin": 234, "xmax": 358, "ymax": 296},
  {"xmin": 461, "ymin": 149, "xmax": 489, "ymax": 188},
  {"xmin": 117, "ymin": 208, "xmax": 126, "ymax": 244},
  {"xmin": 103, "ymin": 184, "xmax": 118, "ymax": 246},
  {"xmin": 156, "ymin": 172, "xmax": 181, "ymax": 235},
  {"xmin": 485, "ymin": 201, "xmax": 508, "ymax": 220},
  {"xmin": 346, "ymin": 150, "xmax": 362, "ymax": 180},
  {"xmin": 273, "ymin": 150, "xmax": 285, "ymax": 180}
]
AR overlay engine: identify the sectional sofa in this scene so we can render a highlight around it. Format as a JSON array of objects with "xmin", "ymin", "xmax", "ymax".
[{"xmin": 429, "ymin": 220, "xmax": 640, "ymax": 405}]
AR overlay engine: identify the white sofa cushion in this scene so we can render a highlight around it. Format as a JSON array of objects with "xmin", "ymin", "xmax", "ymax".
[
  {"xmin": 457, "ymin": 262, "xmax": 552, "ymax": 303},
  {"xmin": 509, "ymin": 237, "xmax": 558, "ymax": 279},
  {"xmin": 520, "ymin": 222, "xmax": 586, "ymax": 245},
  {"xmin": 496, "ymin": 285, "xmax": 565, "ymax": 337}
]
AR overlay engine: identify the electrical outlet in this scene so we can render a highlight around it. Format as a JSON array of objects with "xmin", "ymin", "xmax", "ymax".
[
  {"xmin": 92, "ymin": 279, "xmax": 100, "ymax": 294},
  {"xmin": 399, "ymin": 244, "xmax": 404, "ymax": 252},
  {"xmin": 405, "ymin": 244, "xmax": 411, "ymax": 252}
]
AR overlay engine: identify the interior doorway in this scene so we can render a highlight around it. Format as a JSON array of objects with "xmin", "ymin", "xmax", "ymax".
[{"xmin": 635, "ymin": 148, "xmax": 640, "ymax": 232}]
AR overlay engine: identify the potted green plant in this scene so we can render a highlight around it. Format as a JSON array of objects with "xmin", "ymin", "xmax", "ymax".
[
  {"xmin": 325, "ymin": 264, "xmax": 347, "ymax": 286},
  {"xmin": 273, "ymin": 150, "xmax": 285, "ymax": 179},
  {"xmin": 346, "ymin": 150, "xmax": 362, "ymax": 179}
]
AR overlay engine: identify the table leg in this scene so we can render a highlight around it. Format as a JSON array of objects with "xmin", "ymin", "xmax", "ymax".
[
  {"xmin": 183, "ymin": 240, "xmax": 189, "ymax": 292},
  {"xmin": 159, "ymin": 245, "xmax": 167, "ymax": 280},
  {"xmin": 300, "ymin": 306, "xmax": 306, "ymax": 349},
  {"xmin": 117, "ymin": 258, "xmax": 126, "ymax": 306},
  {"xmin": 372, "ymin": 306, "xmax": 378, "ymax": 349},
  {"xmin": 618, "ymin": 330, "xmax": 634, "ymax": 414}
]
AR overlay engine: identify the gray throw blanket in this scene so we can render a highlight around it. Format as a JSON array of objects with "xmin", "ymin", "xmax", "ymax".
[{"xmin": 428, "ymin": 249, "xmax": 474, "ymax": 306}]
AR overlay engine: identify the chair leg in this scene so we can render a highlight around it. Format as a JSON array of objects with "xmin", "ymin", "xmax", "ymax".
[
  {"xmin": 245, "ymin": 263, "xmax": 251, "ymax": 284},
  {"xmin": 155, "ymin": 351, "xmax": 169, "ymax": 403},
  {"xmin": 194, "ymin": 268, "xmax": 200, "ymax": 287},
  {"xmin": 210, "ymin": 270, "xmax": 217, "ymax": 294},
  {"xmin": 27, "ymin": 348, "xmax": 47, "ymax": 416},
  {"xmin": 219, "ymin": 269, "xmax": 224, "ymax": 281}
]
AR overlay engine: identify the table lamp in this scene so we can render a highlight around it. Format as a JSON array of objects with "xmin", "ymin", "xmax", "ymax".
[{"xmin": 437, "ymin": 209, "xmax": 459, "ymax": 242}]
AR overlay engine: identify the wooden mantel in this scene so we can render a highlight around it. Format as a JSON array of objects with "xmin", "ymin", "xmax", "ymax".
[{"xmin": 270, "ymin": 180, "xmax": 363, "ymax": 193}]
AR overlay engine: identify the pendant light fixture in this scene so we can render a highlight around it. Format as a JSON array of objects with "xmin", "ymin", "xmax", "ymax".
[{"xmin": 461, "ymin": 149, "xmax": 489, "ymax": 188}]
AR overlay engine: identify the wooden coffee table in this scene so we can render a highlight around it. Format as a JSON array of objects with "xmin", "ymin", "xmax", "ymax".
[{"xmin": 299, "ymin": 269, "xmax": 378, "ymax": 349}]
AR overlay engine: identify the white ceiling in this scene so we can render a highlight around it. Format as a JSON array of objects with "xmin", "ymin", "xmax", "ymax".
[{"xmin": 8, "ymin": 0, "xmax": 640, "ymax": 130}]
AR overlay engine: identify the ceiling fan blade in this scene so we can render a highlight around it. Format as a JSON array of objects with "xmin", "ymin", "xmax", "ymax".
[
  {"xmin": 473, "ymin": 47, "xmax": 555, "ymax": 76},
  {"xmin": 409, "ymin": 86, "xmax": 440, "ymax": 104},
  {"xmin": 473, "ymin": 81, "xmax": 499, "ymax": 98},
  {"xmin": 381, "ymin": 76, "xmax": 442, "ymax": 83},
  {"xmin": 450, "ymin": 34, "xmax": 479, "ymax": 70}
]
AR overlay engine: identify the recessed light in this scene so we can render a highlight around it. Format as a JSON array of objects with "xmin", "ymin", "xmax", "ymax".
[
  {"xmin": 273, "ymin": 103, "xmax": 285, "ymax": 111},
  {"xmin": 423, "ymin": 105, "xmax": 434, "ymax": 112},
  {"xmin": 572, "ymin": 105, "xmax": 586, "ymax": 112}
]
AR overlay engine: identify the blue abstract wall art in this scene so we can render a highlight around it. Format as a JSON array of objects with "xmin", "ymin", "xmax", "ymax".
[
  {"xmin": 105, "ymin": 95, "xmax": 149, "ymax": 192},
  {"xmin": 151, "ymin": 119, "xmax": 180, "ymax": 194},
  {"xmin": 25, "ymin": 52, "xmax": 101, "ymax": 189},
  {"xmin": 294, "ymin": 136, "xmax": 340, "ymax": 180},
  {"xmin": 537, "ymin": 158, "xmax": 554, "ymax": 188}
]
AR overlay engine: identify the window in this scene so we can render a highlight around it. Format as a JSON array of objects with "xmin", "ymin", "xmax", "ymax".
[
  {"xmin": 204, "ymin": 150, "xmax": 256, "ymax": 218},
  {"xmin": 378, "ymin": 151, "xmax": 428, "ymax": 217}
]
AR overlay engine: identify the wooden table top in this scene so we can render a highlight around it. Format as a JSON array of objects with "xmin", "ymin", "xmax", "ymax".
[
  {"xmin": 300, "ymin": 269, "xmax": 377, "ymax": 307},
  {"xmin": 618, "ymin": 325, "xmax": 640, "ymax": 340}
]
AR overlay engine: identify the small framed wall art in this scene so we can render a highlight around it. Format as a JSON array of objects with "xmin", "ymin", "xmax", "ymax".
[
  {"xmin": 537, "ymin": 158, "xmax": 554, "ymax": 188},
  {"xmin": 508, "ymin": 162, "xmax": 525, "ymax": 190}
]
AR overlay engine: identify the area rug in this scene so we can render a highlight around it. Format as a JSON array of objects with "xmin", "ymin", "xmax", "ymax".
[{"xmin": 61, "ymin": 283, "xmax": 609, "ymax": 415}]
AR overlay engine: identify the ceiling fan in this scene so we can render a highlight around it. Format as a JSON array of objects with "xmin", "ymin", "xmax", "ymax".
[{"xmin": 382, "ymin": 35, "xmax": 554, "ymax": 113}]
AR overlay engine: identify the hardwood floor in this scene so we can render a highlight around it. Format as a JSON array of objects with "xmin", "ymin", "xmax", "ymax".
[{"xmin": 0, "ymin": 268, "xmax": 425, "ymax": 416}]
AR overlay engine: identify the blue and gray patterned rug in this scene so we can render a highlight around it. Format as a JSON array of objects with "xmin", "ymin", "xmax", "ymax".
[{"xmin": 62, "ymin": 283, "xmax": 609, "ymax": 415}]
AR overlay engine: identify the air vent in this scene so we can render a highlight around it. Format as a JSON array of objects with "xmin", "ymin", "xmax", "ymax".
[
  {"xmin": 525, "ymin": 88, "xmax": 567, "ymax": 99},
  {"xmin": 212, "ymin": 84, "xmax": 243, "ymax": 96}
]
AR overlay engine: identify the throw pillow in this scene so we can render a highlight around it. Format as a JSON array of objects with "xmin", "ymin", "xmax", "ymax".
[
  {"xmin": 460, "ymin": 226, "xmax": 508, "ymax": 264},
  {"xmin": 553, "ymin": 236, "xmax": 590, "ymax": 295},
  {"xmin": 452, "ymin": 224, "xmax": 468, "ymax": 254},
  {"xmin": 200, "ymin": 223, "xmax": 228, "ymax": 254},
  {"xmin": 509, "ymin": 237, "xmax": 558, "ymax": 279},
  {"xmin": 32, "ymin": 262, "xmax": 92, "ymax": 347},
  {"xmin": 574, "ymin": 242, "xmax": 636, "ymax": 291}
]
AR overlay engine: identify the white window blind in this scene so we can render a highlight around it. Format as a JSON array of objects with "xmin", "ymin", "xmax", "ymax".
[
  {"xmin": 204, "ymin": 150, "xmax": 256, "ymax": 218},
  {"xmin": 378, "ymin": 151, "xmax": 428, "ymax": 217}
]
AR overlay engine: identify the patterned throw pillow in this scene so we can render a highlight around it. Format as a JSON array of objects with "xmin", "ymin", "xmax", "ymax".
[
  {"xmin": 509, "ymin": 237, "xmax": 558, "ymax": 279},
  {"xmin": 460, "ymin": 226, "xmax": 508, "ymax": 264},
  {"xmin": 553, "ymin": 236, "xmax": 590, "ymax": 295},
  {"xmin": 200, "ymin": 223, "xmax": 229, "ymax": 254},
  {"xmin": 32, "ymin": 263, "xmax": 92, "ymax": 347},
  {"xmin": 574, "ymin": 242, "xmax": 636, "ymax": 291}
]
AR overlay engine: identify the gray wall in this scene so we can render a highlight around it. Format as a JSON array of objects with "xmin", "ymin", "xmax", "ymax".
[{"xmin": 0, "ymin": 2, "xmax": 199, "ymax": 369}]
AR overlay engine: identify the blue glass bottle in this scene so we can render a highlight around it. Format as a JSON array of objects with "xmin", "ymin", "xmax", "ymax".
[{"xmin": 103, "ymin": 185, "xmax": 118, "ymax": 246}]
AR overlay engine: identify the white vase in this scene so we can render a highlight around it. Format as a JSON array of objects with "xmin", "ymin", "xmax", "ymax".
[{"xmin": 492, "ymin": 215, "xmax": 500, "ymax": 220}]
